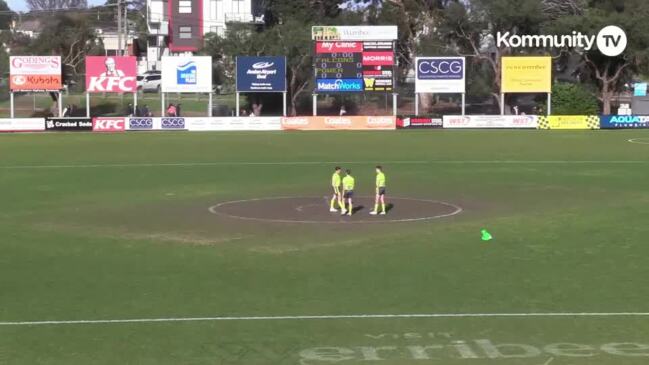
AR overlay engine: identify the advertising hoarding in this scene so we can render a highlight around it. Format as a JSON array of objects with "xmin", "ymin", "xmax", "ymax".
[
  {"xmin": 161, "ymin": 117, "xmax": 187, "ymax": 130},
  {"xmin": 537, "ymin": 116, "xmax": 600, "ymax": 130},
  {"xmin": 312, "ymin": 26, "xmax": 398, "ymax": 41},
  {"xmin": 85, "ymin": 56, "xmax": 137, "ymax": 93},
  {"xmin": 92, "ymin": 117, "xmax": 126, "ymax": 132},
  {"xmin": 0, "ymin": 118, "xmax": 45, "ymax": 132},
  {"xmin": 501, "ymin": 57, "xmax": 552, "ymax": 93},
  {"xmin": 316, "ymin": 79, "xmax": 364, "ymax": 92},
  {"xmin": 600, "ymin": 115, "xmax": 649, "ymax": 129},
  {"xmin": 9, "ymin": 56, "xmax": 62, "ymax": 91},
  {"xmin": 236, "ymin": 56, "xmax": 287, "ymax": 92},
  {"xmin": 442, "ymin": 115, "xmax": 539, "ymax": 129},
  {"xmin": 127, "ymin": 117, "xmax": 156, "ymax": 131},
  {"xmin": 397, "ymin": 117, "xmax": 443, "ymax": 128},
  {"xmin": 186, "ymin": 117, "xmax": 282, "ymax": 131},
  {"xmin": 415, "ymin": 57, "xmax": 466, "ymax": 93},
  {"xmin": 281, "ymin": 116, "xmax": 396, "ymax": 130},
  {"xmin": 45, "ymin": 118, "xmax": 93, "ymax": 131},
  {"xmin": 161, "ymin": 56, "xmax": 213, "ymax": 93}
]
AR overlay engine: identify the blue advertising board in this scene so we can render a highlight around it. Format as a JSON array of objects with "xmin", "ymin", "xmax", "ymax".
[
  {"xmin": 600, "ymin": 115, "xmax": 649, "ymax": 129},
  {"xmin": 316, "ymin": 79, "xmax": 364, "ymax": 92},
  {"xmin": 415, "ymin": 57, "xmax": 466, "ymax": 93},
  {"xmin": 236, "ymin": 56, "xmax": 286, "ymax": 92}
]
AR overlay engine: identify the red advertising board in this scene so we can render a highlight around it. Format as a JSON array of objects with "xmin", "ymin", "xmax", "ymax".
[
  {"xmin": 316, "ymin": 41, "xmax": 364, "ymax": 53},
  {"xmin": 92, "ymin": 117, "xmax": 126, "ymax": 132},
  {"xmin": 85, "ymin": 56, "xmax": 137, "ymax": 93},
  {"xmin": 10, "ymin": 56, "xmax": 62, "ymax": 91},
  {"xmin": 362, "ymin": 52, "xmax": 394, "ymax": 66}
]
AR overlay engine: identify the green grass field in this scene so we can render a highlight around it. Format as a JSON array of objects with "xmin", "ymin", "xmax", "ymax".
[{"xmin": 1, "ymin": 130, "xmax": 649, "ymax": 364}]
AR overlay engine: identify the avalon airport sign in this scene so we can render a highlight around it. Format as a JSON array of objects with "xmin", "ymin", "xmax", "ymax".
[{"xmin": 236, "ymin": 56, "xmax": 286, "ymax": 92}]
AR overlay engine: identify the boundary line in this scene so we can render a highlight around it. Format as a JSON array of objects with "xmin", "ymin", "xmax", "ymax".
[
  {"xmin": 2, "ymin": 160, "xmax": 649, "ymax": 169},
  {"xmin": 628, "ymin": 138, "xmax": 649, "ymax": 145},
  {"xmin": 2, "ymin": 312, "xmax": 649, "ymax": 327}
]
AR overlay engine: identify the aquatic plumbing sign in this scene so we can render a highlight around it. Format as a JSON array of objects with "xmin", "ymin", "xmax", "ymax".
[
  {"xmin": 161, "ymin": 56, "xmax": 212, "ymax": 93},
  {"xmin": 85, "ymin": 56, "xmax": 137, "ymax": 93},
  {"xmin": 416, "ymin": 57, "xmax": 465, "ymax": 93},
  {"xmin": 10, "ymin": 56, "xmax": 62, "ymax": 91},
  {"xmin": 316, "ymin": 79, "xmax": 364, "ymax": 92},
  {"xmin": 236, "ymin": 56, "xmax": 286, "ymax": 92},
  {"xmin": 600, "ymin": 115, "xmax": 649, "ymax": 129},
  {"xmin": 443, "ymin": 115, "xmax": 538, "ymax": 129}
]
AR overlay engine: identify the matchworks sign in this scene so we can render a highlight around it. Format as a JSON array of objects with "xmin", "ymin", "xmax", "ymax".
[{"xmin": 85, "ymin": 56, "xmax": 137, "ymax": 93}]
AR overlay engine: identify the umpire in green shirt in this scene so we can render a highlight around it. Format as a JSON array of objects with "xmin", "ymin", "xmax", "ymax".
[
  {"xmin": 341, "ymin": 169, "xmax": 355, "ymax": 216},
  {"xmin": 370, "ymin": 165, "xmax": 387, "ymax": 215}
]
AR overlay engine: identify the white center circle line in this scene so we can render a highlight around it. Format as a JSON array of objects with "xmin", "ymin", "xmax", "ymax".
[
  {"xmin": 628, "ymin": 138, "xmax": 649, "ymax": 145},
  {"xmin": 208, "ymin": 196, "xmax": 463, "ymax": 224}
]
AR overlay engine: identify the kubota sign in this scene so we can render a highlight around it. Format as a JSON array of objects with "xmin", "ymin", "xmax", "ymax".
[{"xmin": 85, "ymin": 56, "xmax": 137, "ymax": 93}]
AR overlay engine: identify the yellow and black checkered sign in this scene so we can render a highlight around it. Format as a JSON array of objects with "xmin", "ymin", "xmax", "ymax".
[{"xmin": 537, "ymin": 116, "xmax": 600, "ymax": 130}]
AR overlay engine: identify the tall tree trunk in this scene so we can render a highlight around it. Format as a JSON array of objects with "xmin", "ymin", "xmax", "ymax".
[{"xmin": 601, "ymin": 82, "xmax": 612, "ymax": 115}]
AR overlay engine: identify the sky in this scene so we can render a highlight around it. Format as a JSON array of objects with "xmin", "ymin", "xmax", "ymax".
[{"xmin": 7, "ymin": 0, "xmax": 105, "ymax": 12}]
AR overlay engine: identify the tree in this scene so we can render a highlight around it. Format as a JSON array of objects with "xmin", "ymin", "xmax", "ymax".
[
  {"xmin": 435, "ymin": 0, "xmax": 549, "ymax": 108},
  {"xmin": 550, "ymin": 82, "xmax": 599, "ymax": 115},
  {"xmin": 28, "ymin": 13, "xmax": 103, "ymax": 87},
  {"xmin": 549, "ymin": 0, "xmax": 649, "ymax": 114},
  {"xmin": 27, "ymin": 0, "xmax": 88, "ymax": 10},
  {"xmin": 0, "ymin": 0, "xmax": 12, "ymax": 30},
  {"xmin": 203, "ymin": 19, "xmax": 313, "ymax": 115}
]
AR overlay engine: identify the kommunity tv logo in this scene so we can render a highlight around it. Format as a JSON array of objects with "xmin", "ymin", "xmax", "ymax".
[{"xmin": 497, "ymin": 26, "xmax": 627, "ymax": 57}]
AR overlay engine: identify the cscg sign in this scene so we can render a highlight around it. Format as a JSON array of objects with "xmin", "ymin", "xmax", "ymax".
[{"xmin": 415, "ymin": 57, "xmax": 466, "ymax": 93}]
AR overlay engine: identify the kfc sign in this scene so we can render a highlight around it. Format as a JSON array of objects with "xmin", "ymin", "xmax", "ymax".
[
  {"xmin": 316, "ymin": 41, "xmax": 363, "ymax": 53},
  {"xmin": 362, "ymin": 52, "xmax": 394, "ymax": 66},
  {"xmin": 85, "ymin": 56, "xmax": 137, "ymax": 93},
  {"xmin": 93, "ymin": 117, "xmax": 126, "ymax": 132}
]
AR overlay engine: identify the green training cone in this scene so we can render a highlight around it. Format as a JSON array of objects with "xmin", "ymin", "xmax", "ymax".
[{"xmin": 481, "ymin": 229, "xmax": 493, "ymax": 241}]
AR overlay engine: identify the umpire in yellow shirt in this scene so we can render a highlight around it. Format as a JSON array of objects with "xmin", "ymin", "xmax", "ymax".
[
  {"xmin": 329, "ymin": 166, "xmax": 344, "ymax": 212},
  {"xmin": 341, "ymin": 169, "xmax": 355, "ymax": 216},
  {"xmin": 370, "ymin": 165, "xmax": 387, "ymax": 215}
]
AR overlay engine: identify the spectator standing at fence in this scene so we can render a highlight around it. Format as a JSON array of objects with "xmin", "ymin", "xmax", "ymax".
[
  {"xmin": 252, "ymin": 103, "xmax": 262, "ymax": 116},
  {"xmin": 167, "ymin": 104, "xmax": 177, "ymax": 117},
  {"xmin": 176, "ymin": 104, "xmax": 182, "ymax": 117},
  {"xmin": 142, "ymin": 105, "xmax": 151, "ymax": 117},
  {"xmin": 340, "ymin": 105, "xmax": 347, "ymax": 116},
  {"xmin": 127, "ymin": 103, "xmax": 134, "ymax": 117}
]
